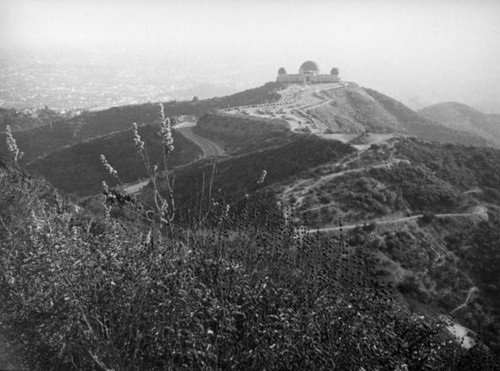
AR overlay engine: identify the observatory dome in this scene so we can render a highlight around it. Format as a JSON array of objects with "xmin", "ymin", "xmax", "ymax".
[
  {"xmin": 278, "ymin": 67, "xmax": 287, "ymax": 75},
  {"xmin": 299, "ymin": 61, "xmax": 319, "ymax": 75}
]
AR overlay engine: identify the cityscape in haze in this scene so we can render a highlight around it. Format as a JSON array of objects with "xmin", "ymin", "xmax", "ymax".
[
  {"xmin": 0, "ymin": 48, "xmax": 259, "ymax": 111},
  {"xmin": 1, "ymin": 0, "xmax": 500, "ymax": 113}
]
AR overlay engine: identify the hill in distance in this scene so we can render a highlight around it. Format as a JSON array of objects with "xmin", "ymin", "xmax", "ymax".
[
  {"xmin": 1, "ymin": 79, "xmax": 495, "ymax": 198},
  {"xmin": 419, "ymin": 102, "xmax": 500, "ymax": 147}
]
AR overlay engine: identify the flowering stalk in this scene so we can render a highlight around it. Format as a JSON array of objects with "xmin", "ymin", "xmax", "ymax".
[
  {"xmin": 132, "ymin": 123, "xmax": 145, "ymax": 155},
  {"xmin": 100, "ymin": 154, "xmax": 119, "ymax": 179},
  {"xmin": 155, "ymin": 103, "xmax": 176, "ymax": 227},
  {"xmin": 257, "ymin": 170, "xmax": 267, "ymax": 185},
  {"xmin": 159, "ymin": 104, "xmax": 174, "ymax": 155},
  {"xmin": 5, "ymin": 125, "xmax": 24, "ymax": 163}
]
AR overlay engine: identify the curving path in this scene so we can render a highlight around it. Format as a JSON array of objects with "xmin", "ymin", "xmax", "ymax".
[
  {"xmin": 307, "ymin": 206, "xmax": 488, "ymax": 234},
  {"xmin": 175, "ymin": 121, "xmax": 225, "ymax": 157},
  {"xmin": 124, "ymin": 121, "xmax": 225, "ymax": 194},
  {"xmin": 450, "ymin": 286, "xmax": 479, "ymax": 315}
]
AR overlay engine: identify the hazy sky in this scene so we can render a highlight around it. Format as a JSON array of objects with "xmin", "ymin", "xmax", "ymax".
[{"xmin": 1, "ymin": 0, "xmax": 500, "ymax": 111}]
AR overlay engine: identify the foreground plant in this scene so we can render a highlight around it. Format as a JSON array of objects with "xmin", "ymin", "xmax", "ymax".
[
  {"xmin": 99, "ymin": 103, "xmax": 177, "ymax": 233},
  {"xmin": 1, "ymin": 115, "xmax": 499, "ymax": 370},
  {"xmin": 4, "ymin": 125, "xmax": 24, "ymax": 163}
]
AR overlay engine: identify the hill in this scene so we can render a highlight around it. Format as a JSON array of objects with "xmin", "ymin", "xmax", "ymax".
[
  {"xmin": 150, "ymin": 134, "xmax": 355, "ymax": 212},
  {"xmin": 3, "ymin": 81, "xmax": 495, "ymax": 201},
  {"xmin": 26, "ymin": 126, "xmax": 203, "ymax": 196},
  {"xmin": 0, "ymin": 106, "xmax": 67, "ymax": 133},
  {"xmin": 2, "ymin": 149, "xmax": 500, "ymax": 369},
  {"xmin": 3, "ymin": 104, "xmax": 500, "ymax": 368},
  {"xmin": 363, "ymin": 90, "xmax": 488, "ymax": 146},
  {"xmin": 419, "ymin": 102, "xmax": 500, "ymax": 146},
  {"xmin": 220, "ymin": 83, "xmax": 488, "ymax": 146},
  {"xmin": 142, "ymin": 119, "xmax": 500, "ymax": 356},
  {"xmin": 0, "ymin": 82, "xmax": 283, "ymax": 164}
]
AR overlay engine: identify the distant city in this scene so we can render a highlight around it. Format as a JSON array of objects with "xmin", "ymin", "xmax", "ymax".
[{"xmin": 0, "ymin": 50, "xmax": 261, "ymax": 112}]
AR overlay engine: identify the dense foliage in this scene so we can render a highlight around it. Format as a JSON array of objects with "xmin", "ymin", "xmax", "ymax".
[
  {"xmin": 393, "ymin": 138, "xmax": 500, "ymax": 202},
  {"xmin": 157, "ymin": 135, "xmax": 355, "ymax": 211},
  {"xmin": 2, "ymin": 155, "xmax": 499, "ymax": 370}
]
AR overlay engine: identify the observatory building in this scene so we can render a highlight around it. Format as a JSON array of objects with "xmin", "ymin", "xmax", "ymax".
[{"xmin": 277, "ymin": 61, "xmax": 340, "ymax": 84}]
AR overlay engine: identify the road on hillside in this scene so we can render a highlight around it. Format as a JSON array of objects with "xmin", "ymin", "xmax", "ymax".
[
  {"xmin": 123, "ymin": 121, "xmax": 225, "ymax": 194},
  {"xmin": 307, "ymin": 206, "xmax": 488, "ymax": 234},
  {"xmin": 175, "ymin": 121, "xmax": 225, "ymax": 157}
]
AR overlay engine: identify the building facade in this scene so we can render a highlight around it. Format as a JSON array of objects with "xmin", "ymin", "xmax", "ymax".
[{"xmin": 277, "ymin": 61, "xmax": 340, "ymax": 84}]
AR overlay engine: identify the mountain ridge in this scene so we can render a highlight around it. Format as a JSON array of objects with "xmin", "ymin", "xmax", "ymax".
[{"xmin": 419, "ymin": 102, "xmax": 500, "ymax": 146}]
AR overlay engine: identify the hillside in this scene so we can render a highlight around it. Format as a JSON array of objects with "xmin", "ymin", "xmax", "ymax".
[
  {"xmin": 3, "ymin": 106, "xmax": 500, "ymax": 368},
  {"xmin": 141, "ymin": 121, "xmax": 500, "ymax": 356},
  {"xmin": 193, "ymin": 113, "xmax": 292, "ymax": 154},
  {"xmin": 27, "ymin": 126, "xmax": 203, "ymax": 196},
  {"xmin": 419, "ymin": 102, "xmax": 500, "ymax": 146},
  {"xmin": 220, "ymin": 83, "xmax": 488, "ymax": 147},
  {"xmin": 3, "ymin": 81, "xmax": 496, "ymax": 201},
  {"xmin": 147, "ymin": 134, "xmax": 355, "ymax": 213},
  {"xmin": 0, "ymin": 82, "xmax": 283, "ymax": 164},
  {"xmin": 364, "ymin": 90, "xmax": 489, "ymax": 146},
  {"xmin": 0, "ymin": 106, "xmax": 67, "ymax": 133},
  {"xmin": 259, "ymin": 136, "xmax": 500, "ymax": 354},
  {"xmin": 3, "ymin": 153, "xmax": 499, "ymax": 369}
]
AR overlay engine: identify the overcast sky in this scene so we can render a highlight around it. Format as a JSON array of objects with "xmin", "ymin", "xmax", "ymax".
[{"xmin": 1, "ymin": 0, "xmax": 500, "ymax": 112}]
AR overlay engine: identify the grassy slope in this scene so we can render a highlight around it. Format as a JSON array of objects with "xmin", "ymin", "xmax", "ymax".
[
  {"xmin": 308, "ymin": 86, "xmax": 402, "ymax": 134},
  {"xmin": 193, "ymin": 113, "xmax": 292, "ymax": 153},
  {"xmin": 364, "ymin": 89, "xmax": 489, "ymax": 146},
  {"xmin": 5, "ymin": 157, "xmax": 494, "ymax": 369},
  {"xmin": 4, "ymin": 83, "xmax": 284, "ymax": 196},
  {"xmin": 27, "ymin": 126, "xmax": 203, "ymax": 196},
  {"xmin": 154, "ymin": 135, "xmax": 355, "ymax": 211},
  {"xmin": 419, "ymin": 102, "xmax": 500, "ymax": 146}
]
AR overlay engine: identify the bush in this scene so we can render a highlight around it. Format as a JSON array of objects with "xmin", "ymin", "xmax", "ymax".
[
  {"xmin": 2, "ymin": 174, "xmax": 487, "ymax": 369},
  {"xmin": 420, "ymin": 211, "xmax": 436, "ymax": 224},
  {"xmin": 2, "ymin": 128, "xmax": 499, "ymax": 370}
]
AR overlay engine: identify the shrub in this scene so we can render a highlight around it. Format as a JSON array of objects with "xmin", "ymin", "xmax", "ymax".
[
  {"xmin": 420, "ymin": 211, "xmax": 436, "ymax": 224},
  {"xmin": 2, "ymin": 124, "xmax": 499, "ymax": 370}
]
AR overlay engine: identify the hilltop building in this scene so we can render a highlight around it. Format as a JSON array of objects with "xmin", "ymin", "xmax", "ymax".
[{"xmin": 277, "ymin": 61, "xmax": 340, "ymax": 84}]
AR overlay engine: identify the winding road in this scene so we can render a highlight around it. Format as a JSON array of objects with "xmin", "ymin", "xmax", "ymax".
[
  {"xmin": 124, "ymin": 121, "xmax": 225, "ymax": 194},
  {"xmin": 175, "ymin": 121, "xmax": 225, "ymax": 157},
  {"xmin": 306, "ymin": 206, "xmax": 488, "ymax": 234}
]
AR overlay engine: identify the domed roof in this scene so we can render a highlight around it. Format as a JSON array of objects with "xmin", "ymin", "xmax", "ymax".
[
  {"xmin": 299, "ymin": 60, "xmax": 319, "ymax": 74},
  {"xmin": 330, "ymin": 67, "xmax": 339, "ymax": 75},
  {"xmin": 278, "ymin": 67, "xmax": 287, "ymax": 75}
]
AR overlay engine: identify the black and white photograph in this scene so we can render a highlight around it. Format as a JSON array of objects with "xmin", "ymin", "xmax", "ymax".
[{"xmin": 1, "ymin": 0, "xmax": 500, "ymax": 369}]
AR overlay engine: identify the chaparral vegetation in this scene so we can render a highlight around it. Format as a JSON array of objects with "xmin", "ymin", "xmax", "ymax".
[{"xmin": 1, "ymin": 112, "xmax": 500, "ymax": 370}]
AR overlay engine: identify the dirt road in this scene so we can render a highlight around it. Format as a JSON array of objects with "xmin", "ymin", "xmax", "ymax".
[
  {"xmin": 308, "ymin": 207, "xmax": 488, "ymax": 233},
  {"xmin": 175, "ymin": 121, "xmax": 225, "ymax": 157},
  {"xmin": 124, "ymin": 121, "xmax": 224, "ymax": 194}
]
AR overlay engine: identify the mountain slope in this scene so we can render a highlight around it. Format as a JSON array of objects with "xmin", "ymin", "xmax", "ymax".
[
  {"xmin": 4, "ymin": 152, "xmax": 498, "ymax": 369},
  {"xmin": 27, "ymin": 126, "xmax": 203, "ymax": 196},
  {"xmin": 220, "ymin": 83, "xmax": 489, "ymax": 147},
  {"xmin": 419, "ymin": 102, "xmax": 500, "ymax": 146},
  {"xmin": 363, "ymin": 90, "xmax": 489, "ymax": 146},
  {"xmin": 0, "ymin": 82, "xmax": 283, "ymax": 164},
  {"xmin": 4, "ymin": 81, "xmax": 495, "ymax": 200}
]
